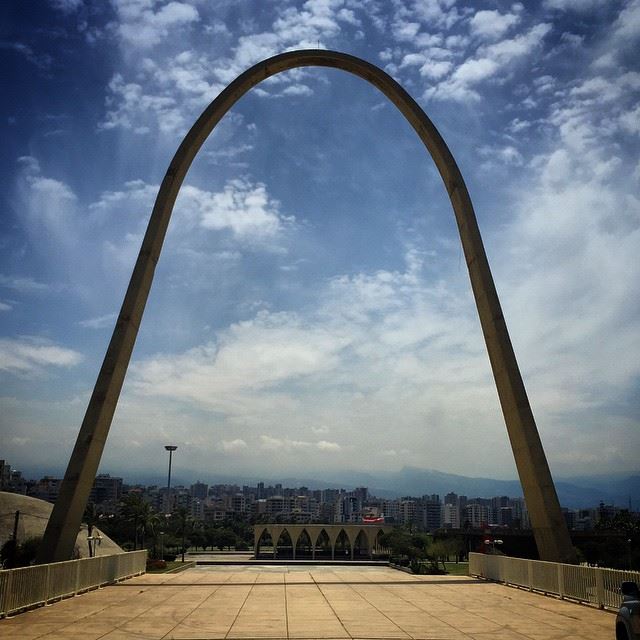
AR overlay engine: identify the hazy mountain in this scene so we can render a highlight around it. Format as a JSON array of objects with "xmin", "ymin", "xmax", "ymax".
[
  {"xmin": 172, "ymin": 467, "xmax": 638, "ymax": 509},
  {"xmin": 24, "ymin": 465, "xmax": 639, "ymax": 510}
]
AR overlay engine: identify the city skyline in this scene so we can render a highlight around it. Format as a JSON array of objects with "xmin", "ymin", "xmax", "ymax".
[
  {"xmin": 1, "ymin": 1, "xmax": 640, "ymax": 482},
  {"xmin": 2, "ymin": 457, "xmax": 638, "ymax": 511}
]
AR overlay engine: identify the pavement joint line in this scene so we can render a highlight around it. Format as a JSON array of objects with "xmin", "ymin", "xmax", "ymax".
[
  {"xmin": 157, "ymin": 580, "xmax": 226, "ymax": 640},
  {"xmin": 224, "ymin": 572, "xmax": 259, "ymax": 639},
  {"xmin": 343, "ymin": 579, "xmax": 412, "ymax": 639},
  {"xmin": 284, "ymin": 577, "xmax": 289, "ymax": 639},
  {"xmin": 376, "ymin": 581, "xmax": 473, "ymax": 639},
  {"xmin": 311, "ymin": 571, "xmax": 353, "ymax": 639},
  {"xmin": 101, "ymin": 584, "xmax": 210, "ymax": 640},
  {"xmin": 16, "ymin": 581, "xmax": 159, "ymax": 640},
  {"xmin": 114, "ymin": 579, "xmax": 483, "ymax": 587},
  {"xmin": 385, "ymin": 581, "xmax": 590, "ymax": 640}
]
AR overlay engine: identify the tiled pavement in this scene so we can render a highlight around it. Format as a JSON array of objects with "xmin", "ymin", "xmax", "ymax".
[{"xmin": 0, "ymin": 564, "xmax": 615, "ymax": 639}]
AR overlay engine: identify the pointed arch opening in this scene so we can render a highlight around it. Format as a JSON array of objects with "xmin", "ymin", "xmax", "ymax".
[
  {"xmin": 295, "ymin": 529, "xmax": 313, "ymax": 559},
  {"xmin": 335, "ymin": 529, "xmax": 351, "ymax": 560},
  {"xmin": 275, "ymin": 528, "xmax": 294, "ymax": 559},
  {"xmin": 255, "ymin": 528, "xmax": 273, "ymax": 559},
  {"xmin": 353, "ymin": 529, "xmax": 370, "ymax": 559},
  {"xmin": 314, "ymin": 528, "xmax": 331, "ymax": 560},
  {"xmin": 374, "ymin": 529, "xmax": 389, "ymax": 558}
]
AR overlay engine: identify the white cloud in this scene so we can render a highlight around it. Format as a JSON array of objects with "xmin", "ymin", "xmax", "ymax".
[
  {"xmin": 259, "ymin": 435, "xmax": 341, "ymax": 452},
  {"xmin": 79, "ymin": 313, "xmax": 117, "ymax": 329},
  {"xmin": 100, "ymin": 74, "xmax": 180, "ymax": 134},
  {"xmin": 478, "ymin": 144, "xmax": 524, "ymax": 166},
  {"xmin": 0, "ymin": 302, "xmax": 12, "ymax": 312},
  {"xmin": 100, "ymin": 0, "xmax": 360, "ymax": 134},
  {"xmin": 543, "ymin": 0, "xmax": 602, "ymax": 10},
  {"xmin": 619, "ymin": 103, "xmax": 640, "ymax": 134},
  {"xmin": 426, "ymin": 23, "xmax": 552, "ymax": 102},
  {"xmin": 181, "ymin": 179, "xmax": 293, "ymax": 242},
  {"xmin": 111, "ymin": 0, "xmax": 199, "ymax": 49},
  {"xmin": 0, "ymin": 274, "xmax": 52, "ymax": 293},
  {"xmin": 89, "ymin": 177, "xmax": 292, "ymax": 247},
  {"xmin": 316, "ymin": 440, "xmax": 341, "ymax": 451},
  {"xmin": 0, "ymin": 337, "xmax": 83, "ymax": 376},
  {"xmin": 131, "ymin": 309, "xmax": 352, "ymax": 413},
  {"xmin": 611, "ymin": 0, "xmax": 640, "ymax": 41},
  {"xmin": 419, "ymin": 60, "xmax": 452, "ymax": 79},
  {"xmin": 49, "ymin": 0, "xmax": 83, "ymax": 11},
  {"xmin": 15, "ymin": 156, "xmax": 79, "ymax": 249},
  {"xmin": 470, "ymin": 10, "xmax": 520, "ymax": 40},
  {"xmin": 219, "ymin": 438, "xmax": 248, "ymax": 452},
  {"xmin": 1, "ymin": 42, "xmax": 53, "ymax": 70}
]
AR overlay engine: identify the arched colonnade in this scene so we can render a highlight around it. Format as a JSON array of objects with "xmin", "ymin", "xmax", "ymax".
[{"xmin": 254, "ymin": 524, "xmax": 391, "ymax": 560}]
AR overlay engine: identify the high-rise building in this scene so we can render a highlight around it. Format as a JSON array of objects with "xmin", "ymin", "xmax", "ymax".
[
  {"xmin": 90, "ymin": 474, "xmax": 123, "ymax": 504},
  {"xmin": 190, "ymin": 481, "xmax": 208, "ymax": 500},
  {"xmin": 422, "ymin": 495, "xmax": 442, "ymax": 531},
  {"xmin": 464, "ymin": 503, "xmax": 489, "ymax": 528},
  {"xmin": 442, "ymin": 503, "xmax": 460, "ymax": 529}
]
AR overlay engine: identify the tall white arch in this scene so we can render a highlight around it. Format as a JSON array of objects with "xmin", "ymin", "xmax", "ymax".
[{"xmin": 38, "ymin": 50, "xmax": 575, "ymax": 564}]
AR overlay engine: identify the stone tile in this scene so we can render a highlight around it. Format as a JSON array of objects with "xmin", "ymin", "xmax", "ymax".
[{"xmin": 0, "ymin": 565, "xmax": 618, "ymax": 640}]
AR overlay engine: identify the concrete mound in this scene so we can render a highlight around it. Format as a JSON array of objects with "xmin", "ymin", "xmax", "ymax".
[{"xmin": 0, "ymin": 491, "xmax": 124, "ymax": 558}]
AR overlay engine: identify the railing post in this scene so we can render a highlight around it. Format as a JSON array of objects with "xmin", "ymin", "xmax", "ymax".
[
  {"xmin": 527, "ymin": 560, "xmax": 533, "ymax": 591},
  {"xmin": 74, "ymin": 558, "xmax": 81, "ymax": 595},
  {"xmin": 2, "ymin": 570, "xmax": 14, "ymax": 616},
  {"xmin": 44, "ymin": 564, "xmax": 51, "ymax": 604},
  {"xmin": 558, "ymin": 563, "xmax": 564, "ymax": 600},
  {"xmin": 595, "ymin": 568, "xmax": 604, "ymax": 609}
]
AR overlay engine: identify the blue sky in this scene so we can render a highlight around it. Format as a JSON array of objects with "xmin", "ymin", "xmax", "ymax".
[{"xmin": 1, "ymin": 0, "xmax": 639, "ymax": 484}]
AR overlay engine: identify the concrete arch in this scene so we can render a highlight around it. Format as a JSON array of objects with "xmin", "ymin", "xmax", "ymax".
[
  {"xmin": 314, "ymin": 527, "xmax": 330, "ymax": 549},
  {"xmin": 39, "ymin": 49, "xmax": 575, "ymax": 565},
  {"xmin": 294, "ymin": 528, "xmax": 313, "ymax": 558},
  {"xmin": 313, "ymin": 528, "xmax": 331, "ymax": 560}
]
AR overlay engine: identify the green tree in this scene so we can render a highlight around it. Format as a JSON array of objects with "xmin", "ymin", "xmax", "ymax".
[
  {"xmin": 380, "ymin": 528, "xmax": 429, "ymax": 568},
  {"xmin": 121, "ymin": 493, "xmax": 156, "ymax": 551},
  {"xmin": 1, "ymin": 536, "xmax": 42, "ymax": 568},
  {"xmin": 174, "ymin": 507, "xmax": 192, "ymax": 561}
]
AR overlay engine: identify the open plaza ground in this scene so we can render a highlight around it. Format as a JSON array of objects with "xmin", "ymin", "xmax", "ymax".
[{"xmin": 1, "ymin": 564, "xmax": 614, "ymax": 640}]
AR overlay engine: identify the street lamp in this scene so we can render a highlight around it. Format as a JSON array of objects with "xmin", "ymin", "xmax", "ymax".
[
  {"xmin": 164, "ymin": 445, "xmax": 177, "ymax": 513},
  {"xmin": 87, "ymin": 533, "xmax": 102, "ymax": 558},
  {"xmin": 484, "ymin": 539, "xmax": 503, "ymax": 554}
]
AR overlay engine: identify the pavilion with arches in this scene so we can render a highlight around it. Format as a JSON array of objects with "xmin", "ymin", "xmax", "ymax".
[{"xmin": 254, "ymin": 524, "xmax": 392, "ymax": 560}]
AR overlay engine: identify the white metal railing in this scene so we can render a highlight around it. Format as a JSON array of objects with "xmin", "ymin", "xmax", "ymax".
[
  {"xmin": 469, "ymin": 552, "xmax": 640, "ymax": 610},
  {"xmin": 0, "ymin": 551, "xmax": 147, "ymax": 617}
]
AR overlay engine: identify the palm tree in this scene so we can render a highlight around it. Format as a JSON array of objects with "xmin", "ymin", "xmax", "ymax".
[
  {"xmin": 174, "ymin": 507, "xmax": 192, "ymax": 562},
  {"xmin": 138, "ymin": 502, "xmax": 161, "ymax": 551},
  {"xmin": 121, "ymin": 493, "xmax": 148, "ymax": 550}
]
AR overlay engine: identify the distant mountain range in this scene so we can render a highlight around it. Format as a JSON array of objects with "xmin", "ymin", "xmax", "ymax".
[
  {"xmin": 275, "ymin": 467, "xmax": 640, "ymax": 510},
  {"xmin": 141, "ymin": 465, "xmax": 639, "ymax": 510},
  {"xmin": 27, "ymin": 464, "xmax": 639, "ymax": 510}
]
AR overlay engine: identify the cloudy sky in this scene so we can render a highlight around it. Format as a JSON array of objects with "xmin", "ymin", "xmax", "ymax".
[{"xmin": 1, "ymin": 0, "xmax": 639, "ymax": 486}]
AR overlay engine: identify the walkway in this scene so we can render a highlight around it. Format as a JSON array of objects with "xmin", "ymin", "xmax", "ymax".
[{"xmin": 2, "ymin": 565, "xmax": 614, "ymax": 639}]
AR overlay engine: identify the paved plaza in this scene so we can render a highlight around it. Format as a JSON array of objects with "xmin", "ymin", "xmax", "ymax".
[{"xmin": 2, "ymin": 564, "xmax": 614, "ymax": 639}]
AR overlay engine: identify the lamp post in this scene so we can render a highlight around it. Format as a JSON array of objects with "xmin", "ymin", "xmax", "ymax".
[
  {"xmin": 484, "ymin": 539, "xmax": 503, "ymax": 554},
  {"xmin": 164, "ymin": 445, "xmax": 177, "ymax": 513}
]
